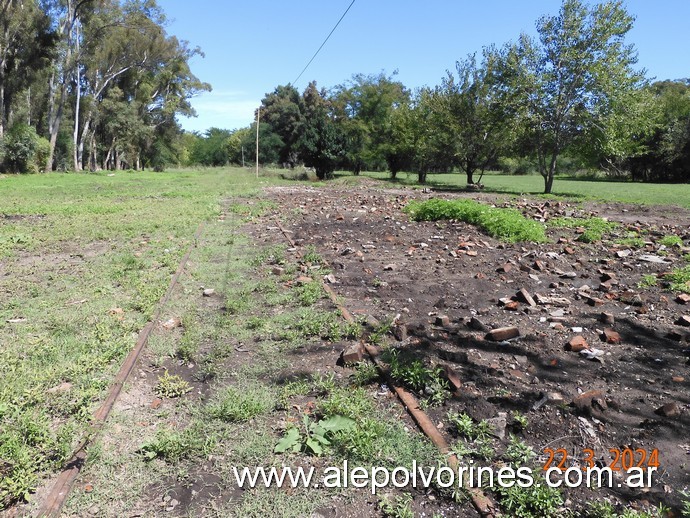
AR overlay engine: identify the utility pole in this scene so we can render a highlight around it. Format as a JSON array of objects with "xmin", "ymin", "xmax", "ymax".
[{"xmin": 255, "ymin": 107, "xmax": 260, "ymax": 178}]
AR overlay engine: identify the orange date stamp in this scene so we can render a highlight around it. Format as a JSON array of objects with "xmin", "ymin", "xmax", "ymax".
[{"xmin": 543, "ymin": 447, "xmax": 660, "ymax": 472}]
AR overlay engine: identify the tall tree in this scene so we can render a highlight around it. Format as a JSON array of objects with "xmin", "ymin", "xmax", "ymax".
[
  {"xmin": 296, "ymin": 81, "xmax": 345, "ymax": 180},
  {"xmin": 433, "ymin": 51, "xmax": 513, "ymax": 185},
  {"xmin": 498, "ymin": 0, "xmax": 645, "ymax": 193},
  {"xmin": 258, "ymin": 84, "xmax": 302, "ymax": 166}
]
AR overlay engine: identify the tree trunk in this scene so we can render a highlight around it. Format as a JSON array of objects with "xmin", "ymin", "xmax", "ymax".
[
  {"xmin": 418, "ymin": 170, "xmax": 427, "ymax": 184},
  {"xmin": 72, "ymin": 23, "xmax": 81, "ymax": 171},
  {"xmin": 466, "ymin": 170, "xmax": 475, "ymax": 184},
  {"xmin": 544, "ymin": 154, "xmax": 558, "ymax": 194}
]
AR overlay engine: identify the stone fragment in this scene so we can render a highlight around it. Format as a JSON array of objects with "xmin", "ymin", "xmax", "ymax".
[
  {"xmin": 672, "ymin": 376, "xmax": 685, "ymax": 383},
  {"xmin": 602, "ymin": 328, "xmax": 621, "ymax": 344},
  {"xmin": 468, "ymin": 317, "xmax": 489, "ymax": 332},
  {"xmin": 342, "ymin": 344, "xmax": 364, "ymax": 365},
  {"xmin": 46, "ymin": 382, "xmax": 73, "ymax": 394},
  {"xmin": 516, "ymin": 288, "xmax": 536, "ymax": 307},
  {"xmin": 202, "ymin": 288, "xmax": 215, "ymax": 297},
  {"xmin": 443, "ymin": 365, "xmax": 462, "ymax": 391},
  {"xmin": 676, "ymin": 294, "xmax": 690, "ymax": 305},
  {"xmin": 600, "ymin": 312, "xmax": 615, "ymax": 325},
  {"xmin": 676, "ymin": 315, "xmax": 690, "ymax": 327},
  {"xmin": 435, "ymin": 315, "xmax": 450, "ymax": 327},
  {"xmin": 383, "ymin": 264, "xmax": 397, "ymax": 271},
  {"xmin": 271, "ymin": 266, "xmax": 285, "ymax": 275},
  {"xmin": 323, "ymin": 274, "xmax": 337, "ymax": 284},
  {"xmin": 497, "ymin": 263, "xmax": 512, "ymax": 273},
  {"xmin": 573, "ymin": 390, "xmax": 605, "ymax": 412},
  {"xmin": 567, "ymin": 335, "xmax": 589, "ymax": 352},
  {"xmin": 161, "ymin": 317, "xmax": 181, "ymax": 330},
  {"xmin": 485, "ymin": 326, "xmax": 520, "ymax": 342},
  {"xmin": 654, "ymin": 402, "xmax": 680, "ymax": 418}
]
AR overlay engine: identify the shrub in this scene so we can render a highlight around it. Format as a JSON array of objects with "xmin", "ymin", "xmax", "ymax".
[{"xmin": 0, "ymin": 125, "xmax": 49, "ymax": 173}]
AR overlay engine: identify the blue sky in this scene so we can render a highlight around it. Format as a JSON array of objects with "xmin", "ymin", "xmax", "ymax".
[{"xmin": 157, "ymin": 1, "xmax": 690, "ymax": 133}]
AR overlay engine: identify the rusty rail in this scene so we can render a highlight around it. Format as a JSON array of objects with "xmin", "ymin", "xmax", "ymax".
[{"xmin": 37, "ymin": 222, "xmax": 206, "ymax": 517}]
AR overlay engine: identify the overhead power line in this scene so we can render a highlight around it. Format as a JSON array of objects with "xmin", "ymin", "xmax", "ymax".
[{"xmin": 292, "ymin": 0, "xmax": 356, "ymax": 86}]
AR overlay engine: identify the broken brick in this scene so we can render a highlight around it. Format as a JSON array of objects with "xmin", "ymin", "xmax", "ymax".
[
  {"xmin": 442, "ymin": 365, "xmax": 462, "ymax": 391},
  {"xmin": 572, "ymin": 390, "xmax": 605, "ymax": 412},
  {"xmin": 435, "ymin": 315, "xmax": 450, "ymax": 327},
  {"xmin": 485, "ymin": 326, "xmax": 520, "ymax": 342},
  {"xmin": 599, "ymin": 312, "xmax": 615, "ymax": 325},
  {"xmin": 676, "ymin": 294, "xmax": 690, "ymax": 305},
  {"xmin": 496, "ymin": 263, "xmax": 513, "ymax": 273},
  {"xmin": 601, "ymin": 328, "xmax": 621, "ymax": 344},
  {"xmin": 567, "ymin": 335, "xmax": 589, "ymax": 352},
  {"xmin": 676, "ymin": 315, "xmax": 690, "ymax": 327},
  {"xmin": 503, "ymin": 301, "xmax": 520, "ymax": 311},
  {"xmin": 655, "ymin": 402, "xmax": 680, "ymax": 418},
  {"xmin": 516, "ymin": 288, "xmax": 537, "ymax": 307},
  {"xmin": 342, "ymin": 344, "xmax": 364, "ymax": 365}
]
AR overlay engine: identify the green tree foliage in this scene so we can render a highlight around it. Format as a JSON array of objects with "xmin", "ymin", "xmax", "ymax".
[
  {"xmin": 0, "ymin": 0, "xmax": 208, "ymax": 173},
  {"xmin": 431, "ymin": 52, "xmax": 514, "ymax": 184},
  {"xmin": 496, "ymin": 0, "xmax": 645, "ymax": 193},
  {"xmin": 258, "ymin": 84, "xmax": 302, "ymax": 166},
  {"xmin": 0, "ymin": 123, "xmax": 50, "ymax": 173},
  {"xmin": 296, "ymin": 82, "xmax": 345, "ymax": 179}
]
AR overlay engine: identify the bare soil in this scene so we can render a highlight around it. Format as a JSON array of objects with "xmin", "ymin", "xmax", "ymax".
[{"xmin": 258, "ymin": 183, "xmax": 690, "ymax": 513}]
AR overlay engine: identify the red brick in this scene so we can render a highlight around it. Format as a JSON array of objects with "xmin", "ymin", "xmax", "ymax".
[
  {"xmin": 516, "ymin": 288, "xmax": 537, "ymax": 307},
  {"xmin": 342, "ymin": 344, "xmax": 364, "ymax": 364},
  {"xmin": 485, "ymin": 326, "xmax": 520, "ymax": 341},
  {"xmin": 676, "ymin": 315, "xmax": 690, "ymax": 327},
  {"xmin": 567, "ymin": 335, "xmax": 589, "ymax": 352},
  {"xmin": 602, "ymin": 328, "xmax": 621, "ymax": 344},
  {"xmin": 655, "ymin": 402, "xmax": 680, "ymax": 418}
]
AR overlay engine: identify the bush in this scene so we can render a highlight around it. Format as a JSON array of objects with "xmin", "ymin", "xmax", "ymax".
[{"xmin": 0, "ymin": 125, "xmax": 49, "ymax": 173}]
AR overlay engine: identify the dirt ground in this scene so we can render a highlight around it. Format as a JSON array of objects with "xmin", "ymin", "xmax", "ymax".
[{"xmin": 257, "ymin": 181, "xmax": 690, "ymax": 514}]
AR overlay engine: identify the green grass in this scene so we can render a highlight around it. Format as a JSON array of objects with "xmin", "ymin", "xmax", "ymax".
[
  {"xmin": 358, "ymin": 170, "xmax": 690, "ymax": 209},
  {"xmin": 0, "ymin": 167, "xmax": 289, "ymax": 508},
  {"xmin": 404, "ymin": 198, "xmax": 547, "ymax": 243},
  {"xmin": 549, "ymin": 216, "xmax": 618, "ymax": 243},
  {"xmin": 667, "ymin": 265, "xmax": 690, "ymax": 293}
]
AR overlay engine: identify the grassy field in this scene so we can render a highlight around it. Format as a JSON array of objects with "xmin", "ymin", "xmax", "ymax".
[
  {"xmin": 0, "ymin": 167, "xmax": 288, "ymax": 507},
  {"xmin": 357, "ymin": 170, "xmax": 690, "ymax": 208},
  {"xmin": 1, "ymin": 166, "xmax": 689, "ymax": 512}
]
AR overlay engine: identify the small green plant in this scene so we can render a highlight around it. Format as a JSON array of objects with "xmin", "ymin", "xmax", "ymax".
[
  {"xmin": 638, "ymin": 274, "xmax": 658, "ymax": 288},
  {"xmin": 379, "ymin": 493, "xmax": 414, "ymax": 518},
  {"xmin": 207, "ymin": 384, "xmax": 274, "ymax": 422},
  {"xmin": 155, "ymin": 371, "xmax": 191, "ymax": 398},
  {"xmin": 550, "ymin": 216, "xmax": 618, "ymax": 243},
  {"xmin": 274, "ymin": 414, "xmax": 355, "ymax": 456},
  {"xmin": 504, "ymin": 435, "xmax": 536, "ymax": 466},
  {"xmin": 681, "ymin": 489, "xmax": 690, "ymax": 517},
  {"xmin": 512, "ymin": 411, "xmax": 528, "ymax": 431},
  {"xmin": 667, "ymin": 265, "xmax": 690, "ymax": 293},
  {"xmin": 352, "ymin": 361, "xmax": 380, "ymax": 386},
  {"xmin": 659, "ymin": 235, "xmax": 683, "ymax": 247},
  {"xmin": 447, "ymin": 412, "xmax": 491, "ymax": 440},
  {"xmin": 494, "ymin": 474, "xmax": 563, "ymax": 517},
  {"xmin": 384, "ymin": 349, "xmax": 449, "ymax": 404},
  {"xmin": 139, "ymin": 424, "xmax": 214, "ymax": 462},
  {"xmin": 295, "ymin": 280, "xmax": 324, "ymax": 306},
  {"xmin": 302, "ymin": 245, "xmax": 324, "ymax": 265}
]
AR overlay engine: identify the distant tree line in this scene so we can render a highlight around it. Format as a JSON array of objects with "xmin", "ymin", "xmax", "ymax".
[
  {"xmin": 0, "ymin": 0, "xmax": 209, "ymax": 174},
  {"xmin": 186, "ymin": 0, "xmax": 689, "ymax": 192}
]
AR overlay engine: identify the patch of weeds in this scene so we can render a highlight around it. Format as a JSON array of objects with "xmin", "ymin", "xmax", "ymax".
[
  {"xmin": 615, "ymin": 232, "xmax": 646, "ymax": 248},
  {"xmin": 405, "ymin": 198, "xmax": 547, "ymax": 243},
  {"xmin": 585, "ymin": 500, "xmax": 662, "ymax": 517},
  {"xmin": 294, "ymin": 280, "xmax": 324, "ymax": 306},
  {"xmin": 681, "ymin": 490, "xmax": 690, "ymax": 517},
  {"xmin": 251, "ymin": 244, "xmax": 286, "ymax": 266},
  {"xmin": 379, "ymin": 493, "xmax": 414, "ymax": 518},
  {"xmin": 274, "ymin": 414, "xmax": 355, "ymax": 456},
  {"xmin": 342, "ymin": 320, "xmax": 363, "ymax": 340},
  {"xmin": 351, "ymin": 361, "xmax": 380, "ymax": 386},
  {"xmin": 207, "ymin": 384, "xmax": 274, "ymax": 422},
  {"xmin": 383, "ymin": 348, "xmax": 449, "ymax": 405},
  {"xmin": 638, "ymin": 274, "xmax": 658, "ymax": 289},
  {"xmin": 155, "ymin": 371, "xmax": 191, "ymax": 398},
  {"xmin": 139, "ymin": 422, "xmax": 215, "ymax": 462},
  {"xmin": 494, "ymin": 473, "xmax": 563, "ymax": 518},
  {"xmin": 294, "ymin": 309, "xmax": 342, "ymax": 340},
  {"xmin": 369, "ymin": 319, "xmax": 393, "ymax": 345},
  {"xmin": 666, "ymin": 265, "xmax": 690, "ymax": 293},
  {"xmin": 550, "ymin": 216, "xmax": 618, "ymax": 243},
  {"xmin": 659, "ymin": 235, "xmax": 683, "ymax": 247},
  {"xmin": 245, "ymin": 315, "xmax": 266, "ymax": 330},
  {"xmin": 192, "ymin": 361, "xmax": 216, "ymax": 383},
  {"xmin": 504, "ymin": 435, "xmax": 536, "ymax": 466},
  {"xmin": 512, "ymin": 411, "xmax": 528, "ymax": 432},
  {"xmin": 302, "ymin": 245, "xmax": 324, "ymax": 265}
]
